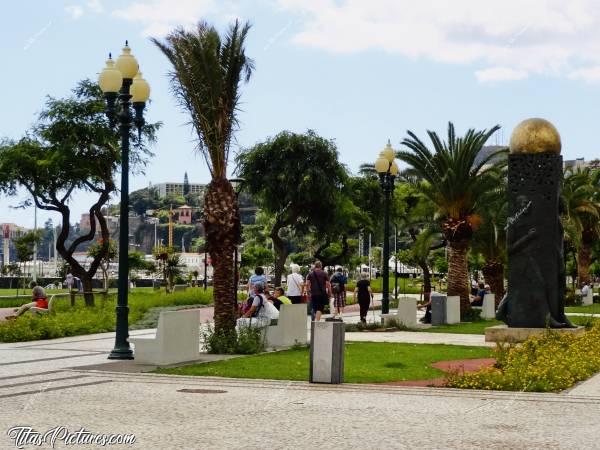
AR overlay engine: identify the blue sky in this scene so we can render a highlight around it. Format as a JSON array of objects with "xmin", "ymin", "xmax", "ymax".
[{"xmin": 1, "ymin": 0, "xmax": 599, "ymax": 229}]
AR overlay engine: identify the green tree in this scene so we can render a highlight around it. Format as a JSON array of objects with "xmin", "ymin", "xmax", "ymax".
[
  {"xmin": 471, "ymin": 180, "xmax": 508, "ymax": 301},
  {"xmin": 397, "ymin": 122, "xmax": 502, "ymax": 315},
  {"xmin": 183, "ymin": 171, "xmax": 190, "ymax": 195},
  {"xmin": 562, "ymin": 166, "xmax": 600, "ymax": 284},
  {"xmin": 0, "ymin": 80, "xmax": 159, "ymax": 305},
  {"xmin": 14, "ymin": 231, "xmax": 42, "ymax": 293},
  {"xmin": 235, "ymin": 130, "xmax": 347, "ymax": 284},
  {"xmin": 153, "ymin": 20, "xmax": 253, "ymax": 333},
  {"xmin": 87, "ymin": 238, "xmax": 117, "ymax": 291}
]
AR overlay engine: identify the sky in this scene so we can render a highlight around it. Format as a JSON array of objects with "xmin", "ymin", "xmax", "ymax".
[{"xmin": 1, "ymin": 0, "xmax": 600, "ymax": 229}]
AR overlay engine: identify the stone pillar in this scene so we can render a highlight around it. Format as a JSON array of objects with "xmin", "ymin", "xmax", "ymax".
[
  {"xmin": 310, "ymin": 321, "xmax": 344, "ymax": 384},
  {"xmin": 481, "ymin": 293, "xmax": 496, "ymax": 319}
]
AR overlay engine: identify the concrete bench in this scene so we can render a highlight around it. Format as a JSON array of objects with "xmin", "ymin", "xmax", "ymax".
[
  {"xmin": 431, "ymin": 294, "xmax": 460, "ymax": 325},
  {"xmin": 582, "ymin": 290, "xmax": 594, "ymax": 306},
  {"xmin": 265, "ymin": 304, "xmax": 307, "ymax": 348},
  {"xmin": 130, "ymin": 310, "xmax": 200, "ymax": 365},
  {"xmin": 172, "ymin": 284, "xmax": 188, "ymax": 292},
  {"xmin": 381, "ymin": 297, "xmax": 417, "ymax": 327},
  {"xmin": 481, "ymin": 293, "xmax": 496, "ymax": 319}
]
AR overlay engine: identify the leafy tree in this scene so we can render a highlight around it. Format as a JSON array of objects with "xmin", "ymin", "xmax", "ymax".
[
  {"xmin": 14, "ymin": 231, "xmax": 42, "ymax": 293},
  {"xmin": 153, "ymin": 20, "xmax": 253, "ymax": 333},
  {"xmin": 471, "ymin": 178, "xmax": 508, "ymax": 301},
  {"xmin": 0, "ymin": 80, "xmax": 159, "ymax": 305},
  {"xmin": 236, "ymin": 130, "xmax": 347, "ymax": 284},
  {"xmin": 397, "ymin": 122, "xmax": 502, "ymax": 315},
  {"xmin": 2, "ymin": 263, "xmax": 20, "ymax": 291},
  {"xmin": 87, "ymin": 238, "xmax": 117, "ymax": 291},
  {"xmin": 562, "ymin": 166, "xmax": 600, "ymax": 285}
]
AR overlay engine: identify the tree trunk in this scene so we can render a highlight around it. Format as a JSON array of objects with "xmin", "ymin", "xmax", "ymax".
[
  {"xmin": 80, "ymin": 274, "xmax": 94, "ymax": 306},
  {"xmin": 270, "ymin": 222, "xmax": 288, "ymax": 292},
  {"xmin": 204, "ymin": 178, "xmax": 239, "ymax": 333},
  {"xmin": 577, "ymin": 242, "xmax": 592, "ymax": 285},
  {"xmin": 418, "ymin": 259, "xmax": 432, "ymax": 301},
  {"xmin": 447, "ymin": 238, "xmax": 471, "ymax": 316},
  {"xmin": 482, "ymin": 259, "xmax": 504, "ymax": 305}
]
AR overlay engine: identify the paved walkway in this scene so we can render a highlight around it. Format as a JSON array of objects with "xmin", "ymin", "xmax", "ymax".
[{"xmin": 1, "ymin": 315, "xmax": 600, "ymax": 448}]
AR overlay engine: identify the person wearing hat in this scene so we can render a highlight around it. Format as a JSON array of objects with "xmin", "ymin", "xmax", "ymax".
[{"xmin": 9, "ymin": 286, "xmax": 49, "ymax": 318}]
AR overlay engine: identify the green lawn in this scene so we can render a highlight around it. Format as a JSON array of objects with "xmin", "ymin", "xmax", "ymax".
[
  {"xmin": 412, "ymin": 316, "xmax": 599, "ymax": 335},
  {"xmin": 156, "ymin": 342, "xmax": 491, "ymax": 383},
  {"xmin": 565, "ymin": 304, "xmax": 600, "ymax": 314}
]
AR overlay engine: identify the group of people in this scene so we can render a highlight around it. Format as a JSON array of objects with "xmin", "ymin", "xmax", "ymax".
[{"xmin": 239, "ymin": 261, "xmax": 376, "ymax": 326}]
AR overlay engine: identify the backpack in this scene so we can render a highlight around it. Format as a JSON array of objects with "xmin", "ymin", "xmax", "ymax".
[{"xmin": 331, "ymin": 274, "xmax": 343, "ymax": 294}]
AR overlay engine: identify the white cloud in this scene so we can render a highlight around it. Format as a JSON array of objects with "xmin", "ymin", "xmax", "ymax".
[
  {"xmin": 277, "ymin": 0, "xmax": 600, "ymax": 82},
  {"xmin": 568, "ymin": 66, "xmax": 600, "ymax": 82},
  {"xmin": 65, "ymin": 5, "xmax": 84, "ymax": 19},
  {"xmin": 113, "ymin": 0, "xmax": 217, "ymax": 37},
  {"xmin": 87, "ymin": 0, "xmax": 104, "ymax": 14},
  {"xmin": 475, "ymin": 67, "xmax": 529, "ymax": 83}
]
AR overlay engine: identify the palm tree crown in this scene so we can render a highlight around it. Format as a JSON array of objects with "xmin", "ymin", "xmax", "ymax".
[{"xmin": 152, "ymin": 20, "xmax": 254, "ymax": 179}]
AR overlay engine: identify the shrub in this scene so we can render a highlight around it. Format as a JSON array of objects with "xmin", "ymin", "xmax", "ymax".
[
  {"xmin": 201, "ymin": 323, "xmax": 265, "ymax": 354},
  {"xmin": 446, "ymin": 322, "xmax": 600, "ymax": 392}
]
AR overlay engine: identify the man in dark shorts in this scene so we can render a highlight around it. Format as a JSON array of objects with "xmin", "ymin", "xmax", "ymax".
[{"xmin": 306, "ymin": 261, "xmax": 331, "ymax": 321}]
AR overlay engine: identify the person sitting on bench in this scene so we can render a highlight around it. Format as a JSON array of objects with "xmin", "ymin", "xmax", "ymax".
[{"xmin": 9, "ymin": 286, "xmax": 49, "ymax": 319}]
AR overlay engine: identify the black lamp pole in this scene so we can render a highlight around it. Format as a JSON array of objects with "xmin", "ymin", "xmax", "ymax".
[
  {"xmin": 105, "ymin": 80, "xmax": 146, "ymax": 360},
  {"xmin": 379, "ymin": 170, "xmax": 395, "ymax": 315}
]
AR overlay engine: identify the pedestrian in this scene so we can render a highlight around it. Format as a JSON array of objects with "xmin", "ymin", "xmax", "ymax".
[
  {"xmin": 247, "ymin": 267, "xmax": 268, "ymax": 295},
  {"xmin": 330, "ymin": 267, "xmax": 348, "ymax": 319},
  {"xmin": 305, "ymin": 261, "xmax": 331, "ymax": 322},
  {"xmin": 66, "ymin": 271, "xmax": 74, "ymax": 290},
  {"xmin": 353, "ymin": 272, "xmax": 373, "ymax": 324},
  {"xmin": 286, "ymin": 263, "xmax": 305, "ymax": 304},
  {"xmin": 272, "ymin": 287, "xmax": 292, "ymax": 310}
]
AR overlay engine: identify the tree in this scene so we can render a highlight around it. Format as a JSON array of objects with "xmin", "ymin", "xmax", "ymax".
[
  {"xmin": 397, "ymin": 122, "xmax": 502, "ymax": 315},
  {"xmin": 153, "ymin": 20, "xmax": 253, "ymax": 333},
  {"xmin": 183, "ymin": 172, "xmax": 190, "ymax": 195},
  {"xmin": 87, "ymin": 238, "xmax": 117, "ymax": 291},
  {"xmin": 14, "ymin": 231, "xmax": 42, "ymax": 293},
  {"xmin": 471, "ymin": 180, "xmax": 508, "ymax": 302},
  {"xmin": 562, "ymin": 166, "xmax": 600, "ymax": 284},
  {"xmin": 0, "ymin": 80, "xmax": 159, "ymax": 305},
  {"xmin": 235, "ymin": 130, "xmax": 347, "ymax": 284}
]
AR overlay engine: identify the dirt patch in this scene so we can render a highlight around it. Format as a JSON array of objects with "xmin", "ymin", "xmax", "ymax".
[{"xmin": 379, "ymin": 358, "xmax": 496, "ymax": 388}]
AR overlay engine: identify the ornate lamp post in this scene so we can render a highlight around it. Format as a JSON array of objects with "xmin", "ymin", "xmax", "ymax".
[
  {"xmin": 375, "ymin": 140, "xmax": 398, "ymax": 315},
  {"xmin": 98, "ymin": 42, "xmax": 151, "ymax": 360}
]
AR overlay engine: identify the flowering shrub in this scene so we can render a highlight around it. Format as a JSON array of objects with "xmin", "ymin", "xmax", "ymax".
[{"xmin": 446, "ymin": 322, "xmax": 600, "ymax": 392}]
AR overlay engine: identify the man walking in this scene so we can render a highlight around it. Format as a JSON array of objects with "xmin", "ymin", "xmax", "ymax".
[{"xmin": 306, "ymin": 261, "xmax": 331, "ymax": 321}]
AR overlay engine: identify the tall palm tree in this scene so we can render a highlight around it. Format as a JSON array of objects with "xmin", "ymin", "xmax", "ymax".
[
  {"xmin": 397, "ymin": 123, "xmax": 502, "ymax": 315},
  {"xmin": 562, "ymin": 166, "xmax": 600, "ymax": 285},
  {"xmin": 153, "ymin": 21, "xmax": 254, "ymax": 332}
]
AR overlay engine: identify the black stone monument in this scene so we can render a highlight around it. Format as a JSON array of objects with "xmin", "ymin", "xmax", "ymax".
[{"xmin": 496, "ymin": 118, "xmax": 574, "ymax": 328}]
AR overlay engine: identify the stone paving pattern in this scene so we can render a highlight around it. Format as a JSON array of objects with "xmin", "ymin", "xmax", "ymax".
[{"xmin": 1, "ymin": 299, "xmax": 600, "ymax": 448}]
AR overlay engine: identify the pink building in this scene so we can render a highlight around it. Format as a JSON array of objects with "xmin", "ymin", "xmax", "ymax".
[{"xmin": 176, "ymin": 205, "xmax": 192, "ymax": 224}]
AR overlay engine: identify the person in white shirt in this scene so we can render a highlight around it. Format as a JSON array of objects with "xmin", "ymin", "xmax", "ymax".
[
  {"xmin": 286, "ymin": 263, "xmax": 305, "ymax": 304},
  {"xmin": 581, "ymin": 282, "xmax": 590, "ymax": 297},
  {"xmin": 237, "ymin": 282, "xmax": 278, "ymax": 329}
]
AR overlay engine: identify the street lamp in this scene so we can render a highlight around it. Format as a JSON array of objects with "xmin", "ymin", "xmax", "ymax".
[
  {"xmin": 99, "ymin": 42, "xmax": 151, "ymax": 360},
  {"xmin": 375, "ymin": 140, "xmax": 398, "ymax": 315},
  {"xmin": 229, "ymin": 178, "xmax": 245, "ymax": 302}
]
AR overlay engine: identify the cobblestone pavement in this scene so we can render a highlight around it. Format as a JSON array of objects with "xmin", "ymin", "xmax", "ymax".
[{"xmin": 2, "ymin": 309, "xmax": 600, "ymax": 449}]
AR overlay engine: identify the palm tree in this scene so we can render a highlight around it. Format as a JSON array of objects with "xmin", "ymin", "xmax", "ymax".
[
  {"xmin": 562, "ymin": 166, "xmax": 600, "ymax": 285},
  {"xmin": 397, "ymin": 123, "xmax": 502, "ymax": 315},
  {"xmin": 153, "ymin": 21, "xmax": 254, "ymax": 332},
  {"xmin": 471, "ymin": 180, "xmax": 508, "ymax": 303}
]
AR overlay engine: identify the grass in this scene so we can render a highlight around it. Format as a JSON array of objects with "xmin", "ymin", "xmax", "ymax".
[
  {"xmin": 156, "ymin": 342, "xmax": 491, "ymax": 383},
  {"xmin": 565, "ymin": 304, "xmax": 600, "ymax": 314},
  {"xmin": 346, "ymin": 277, "xmax": 423, "ymax": 295}
]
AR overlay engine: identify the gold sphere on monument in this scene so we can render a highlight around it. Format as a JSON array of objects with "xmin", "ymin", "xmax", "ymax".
[{"xmin": 509, "ymin": 118, "xmax": 561, "ymax": 154}]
